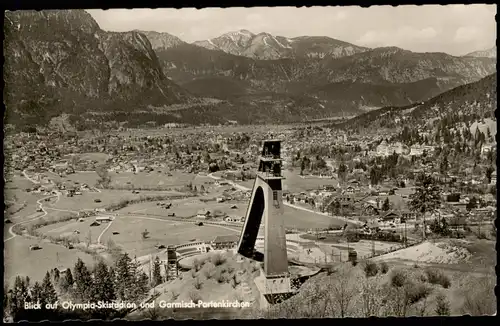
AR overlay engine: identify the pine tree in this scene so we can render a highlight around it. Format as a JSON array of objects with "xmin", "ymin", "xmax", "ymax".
[
  {"xmin": 9, "ymin": 276, "xmax": 29, "ymax": 318},
  {"xmin": 152, "ymin": 257, "xmax": 163, "ymax": 287},
  {"xmin": 90, "ymin": 260, "xmax": 115, "ymax": 302},
  {"xmin": 59, "ymin": 268, "xmax": 74, "ymax": 293},
  {"xmin": 41, "ymin": 271, "xmax": 58, "ymax": 305},
  {"xmin": 135, "ymin": 272, "xmax": 150, "ymax": 301},
  {"xmin": 73, "ymin": 258, "xmax": 92, "ymax": 301},
  {"xmin": 115, "ymin": 253, "xmax": 133, "ymax": 301},
  {"xmin": 409, "ymin": 173, "xmax": 441, "ymax": 239},
  {"xmin": 382, "ymin": 197, "xmax": 390, "ymax": 211},
  {"xmin": 31, "ymin": 281, "xmax": 43, "ymax": 306},
  {"xmin": 53, "ymin": 268, "xmax": 60, "ymax": 285}
]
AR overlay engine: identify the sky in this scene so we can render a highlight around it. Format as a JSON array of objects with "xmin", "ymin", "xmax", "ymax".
[{"xmin": 87, "ymin": 5, "xmax": 497, "ymax": 56}]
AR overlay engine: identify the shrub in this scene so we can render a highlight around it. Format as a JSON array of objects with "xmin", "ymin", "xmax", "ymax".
[
  {"xmin": 363, "ymin": 261, "xmax": 379, "ymax": 277},
  {"xmin": 390, "ymin": 269, "xmax": 409, "ymax": 287},
  {"xmin": 231, "ymin": 274, "xmax": 241, "ymax": 288},
  {"xmin": 435, "ymin": 293, "xmax": 451, "ymax": 316},
  {"xmin": 211, "ymin": 253, "xmax": 226, "ymax": 266},
  {"xmin": 215, "ymin": 270, "xmax": 227, "ymax": 284},
  {"xmin": 193, "ymin": 258, "xmax": 204, "ymax": 272},
  {"xmin": 424, "ymin": 268, "xmax": 451, "ymax": 288},
  {"xmin": 202, "ymin": 262, "xmax": 216, "ymax": 279},
  {"xmin": 227, "ymin": 265, "xmax": 235, "ymax": 274},
  {"xmin": 193, "ymin": 277, "xmax": 203, "ymax": 290},
  {"xmin": 461, "ymin": 274, "xmax": 496, "ymax": 315},
  {"xmin": 188, "ymin": 289, "xmax": 202, "ymax": 304},
  {"xmin": 380, "ymin": 262, "xmax": 389, "ymax": 274},
  {"xmin": 171, "ymin": 290, "xmax": 179, "ymax": 300},
  {"xmin": 405, "ymin": 282, "xmax": 432, "ymax": 305}
]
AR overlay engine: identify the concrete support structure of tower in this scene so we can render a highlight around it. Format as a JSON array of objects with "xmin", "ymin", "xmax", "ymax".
[{"xmin": 237, "ymin": 140, "xmax": 295, "ymax": 308}]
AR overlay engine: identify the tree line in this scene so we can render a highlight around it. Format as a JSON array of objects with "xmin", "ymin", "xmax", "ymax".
[{"xmin": 4, "ymin": 253, "xmax": 164, "ymax": 321}]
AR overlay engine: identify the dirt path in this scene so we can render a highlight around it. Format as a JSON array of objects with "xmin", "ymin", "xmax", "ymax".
[{"xmin": 4, "ymin": 195, "xmax": 55, "ymax": 242}]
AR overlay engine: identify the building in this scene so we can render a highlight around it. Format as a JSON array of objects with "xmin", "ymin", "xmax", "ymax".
[
  {"xmin": 212, "ymin": 235, "xmax": 239, "ymax": 250},
  {"xmin": 381, "ymin": 211, "xmax": 400, "ymax": 223},
  {"xmin": 96, "ymin": 216, "xmax": 113, "ymax": 223},
  {"xmin": 196, "ymin": 209, "xmax": 211, "ymax": 219},
  {"xmin": 400, "ymin": 210, "xmax": 417, "ymax": 222}
]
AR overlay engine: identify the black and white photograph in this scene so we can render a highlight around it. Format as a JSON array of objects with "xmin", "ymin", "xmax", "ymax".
[{"xmin": 2, "ymin": 4, "xmax": 497, "ymax": 321}]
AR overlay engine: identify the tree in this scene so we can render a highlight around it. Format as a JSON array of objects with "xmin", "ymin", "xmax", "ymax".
[
  {"xmin": 409, "ymin": 174, "xmax": 441, "ymax": 239},
  {"xmin": 59, "ymin": 268, "xmax": 74, "ymax": 293},
  {"xmin": 327, "ymin": 264, "xmax": 361, "ymax": 317},
  {"xmin": 338, "ymin": 163, "xmax": 348, "ymax": 184},
  {"xmin": 485, "ymin": 166, "xmax": 494, "ymax": 184},
  {"xmin": 9, "ymin": 276, "xmax": 29, "ymax": 319},
  {"xmin": 53, "ymin": 268, "xmax": 60, "ymax": 285},
  {"xmin": 466, "ymin": 197, "xmax": 478, "ymax": 211},
  {"xmin": 90, "ymin": 260, "xmax": 116, "ymax": 302},
  {"xmin": 382, "ymin": 197, "xmax": 390, "ymax": 211},
  {"xmin": 360, "ymin": 275, "xmax": 385, "ymax": 317},
  {"xmin": 86, "ymin": 230, "xmax": 92, "ymax": 248},
  {"xmin": 300, "ymin": 159, "xmax": 306, "ymax": 176},
  {"xmin": 152, "ymin": 257, "xmax": 163, "ymax": 287},
  {"xmin": 41, "ymin": 271, "xmax": 58, "ymax": 305},
  {"xmin": 435, "ymin": 293, "xmax": 451, "ymax": 316},
  {"xmin": 115, "ymin": 253, "xmax": 133, "ymax": 301},
  {"xmin": 73, "ymin": 258, "xmax": 93, "ymax": 301}
]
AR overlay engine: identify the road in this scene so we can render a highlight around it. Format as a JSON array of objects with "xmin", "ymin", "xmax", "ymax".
[
  {"xmin": 22, "ymin": 170, "xmax": 40, "ymax": 184},
  {"xmin": 4, "ymin": 195, "xmax": 55, "ymax": 242},
  {"xmin": 207, "ymin": 172, "xmax": 363, "ymax": 225}
]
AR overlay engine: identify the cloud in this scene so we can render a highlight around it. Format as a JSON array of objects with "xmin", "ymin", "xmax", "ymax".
[
  {"xmin": 356, "ymin": 26, "xmax": 438, "ymax": 47},
  {"xmin": 454, "ymin": 26, "xmax": 481, "ymax": 43}
]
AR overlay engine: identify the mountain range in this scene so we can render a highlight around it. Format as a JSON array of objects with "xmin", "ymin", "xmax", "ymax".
[
  {"xmin": 3, "ymin": 10, "xmax": 497, "ymax": 129},
  {"xmin": 464, "ymin": 46, "xmax": 496, "ymax": 59},
  {"xmin": 193, "ymin": 30, "xmax": 369, "ymax": 60}
]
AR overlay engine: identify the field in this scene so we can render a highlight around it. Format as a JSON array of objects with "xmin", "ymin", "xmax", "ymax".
[
  {"xmin": 4, "ymin": 236, "xmax": 96, "ymax": 286},
  {"xmin": 109, "ymin": 171, "xmax": 196, "ymax": 188},
  {"xmin": 44, "ymin": 171, "xmax": 101, "ymax": 187},
  {"xmin": 97, "ymin": 215, "xmax": 241, "ymax": 257},
  {"xmin": 117, "ymin": 198, "xmax": 247, "ymax": 218},
  {"xmin": 282, "ymin": 169, "xmax": 339, "ymax": 193},
  {"xmin": 78, "ymin": 152, "xmax": 110, "ymax": 164},
  {"xmin": 37, "ymin": 217, "xmax": 108, "ymax": 243},
  {"xmin": 51, "ymin": 189, "xmax": 183, "ymax": 211}
]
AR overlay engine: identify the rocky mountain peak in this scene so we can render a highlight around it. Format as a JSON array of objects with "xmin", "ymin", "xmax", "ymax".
[
  {"xmin": 4, "ymin": 10, "xmax": 191, "ymax": 127},
  {"xmin": 132, "ymin": 30, "xmax": 186, "ymax": 51}
]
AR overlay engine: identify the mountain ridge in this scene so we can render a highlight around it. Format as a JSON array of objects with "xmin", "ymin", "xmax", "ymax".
[
  {"xmin": 4, "ymin": 10, "xmax": 193, "ymax": 127},
  {"xmin": 193, "ymin": 29, "xmax": 370, "ymax": 60}
]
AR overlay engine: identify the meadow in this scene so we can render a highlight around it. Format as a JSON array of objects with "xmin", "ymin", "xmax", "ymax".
[
  {"xmin": 3, "ymin": 236, "xmax": 96, "ymax": 286},
  {"xmin": 98, "ymin": 215, "xmax": 241, "ymax": 258}
]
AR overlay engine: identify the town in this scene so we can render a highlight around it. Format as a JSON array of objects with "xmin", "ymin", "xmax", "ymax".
[{"xmin": 3, "ymin": 118, "xmax": 497, "ymax": 320}]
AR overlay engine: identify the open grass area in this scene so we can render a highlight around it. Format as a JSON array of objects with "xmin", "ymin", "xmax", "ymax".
[
  {"xmin": 282, "ymin": 169, "xmax": 339, "ymax": 193},
  {"xmin": 110, "ymin": 171, "xmax": 195, "ymax": 189},
  {"xmin": 4, "ymin": 176, "xmax": 35, "ymax": 192},
  {"xmin": 51, "ymin": 189, "xmax": 183, "ymax": 211},
  {"xmin": 4, "ymin": 236, "xmax": 96, "ymax": 286},
  {"xmin": 118, "ymin": 198, "xmax": 247, "ymax": 218},
  {"xmin": 98, "ymin": 215, "xmax": 240, "ymax": 258},
  {"xmin": 78, "ymin": 152, "xmax": 110, "ymax": 164},
  {"xmin": 36, "ymin": 217, "xmax": 108, "ymax": 244},
  {"xmin": 44, "ymin": 171, "xmax": 101, "ymax": 186},
  {"xmin": 283, "ymin": 206, "xmax": 346, "ymax": 230}
]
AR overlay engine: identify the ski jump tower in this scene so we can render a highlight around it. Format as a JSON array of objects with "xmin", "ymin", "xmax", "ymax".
[{"xmin": 237, "ymin": 139, "xmax": 293, "ymax": 307}]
